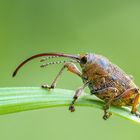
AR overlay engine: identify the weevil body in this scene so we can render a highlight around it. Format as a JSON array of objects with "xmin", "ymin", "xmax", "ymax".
[{"xmin": 13, "ymin": 52, "xmax": 140, "ymax": 120}]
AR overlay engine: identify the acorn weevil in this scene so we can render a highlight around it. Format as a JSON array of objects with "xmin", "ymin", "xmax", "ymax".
[{"xmin": 12, "ymin": 53, "xmax": 140, "ymax": 120}]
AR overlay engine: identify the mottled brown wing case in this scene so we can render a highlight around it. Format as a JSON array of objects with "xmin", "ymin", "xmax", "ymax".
[{"xmin": 108, "ymin": 63, "xmax": 132, "ymax": 90}]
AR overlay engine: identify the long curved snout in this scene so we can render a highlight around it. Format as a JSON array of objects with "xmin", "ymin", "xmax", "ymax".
[{"xmin": 12, "ymin": 53, "xmax": 80, "ymax": 77}]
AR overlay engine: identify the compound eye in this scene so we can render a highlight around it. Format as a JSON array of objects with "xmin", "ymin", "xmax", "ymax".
[{"xmin": 80, "ymin": 56, "xmax": 87, "ymax": 64}]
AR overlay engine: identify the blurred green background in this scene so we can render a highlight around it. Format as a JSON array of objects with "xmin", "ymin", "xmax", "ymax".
[{"xmin": 0, "ymin": 0, "xmax": 140, "ymax": 140}]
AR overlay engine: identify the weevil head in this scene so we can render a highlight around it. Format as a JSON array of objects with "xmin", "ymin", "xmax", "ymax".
[
  {"xmin": 79, "ymin": 53, "xmax": 109, "ymax": 67},
  {"xmin": 78, "ymin": 53, "xmax": 110, "ymax": 78},
  {"xmin": 79, "ymin": 53, "xmax": 96, "ymax": 68}
]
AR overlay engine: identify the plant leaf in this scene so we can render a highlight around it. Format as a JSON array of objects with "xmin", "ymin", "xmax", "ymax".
[{"xmin": 0, "ymin": 87, "xmax": 140, "ymax": 124}]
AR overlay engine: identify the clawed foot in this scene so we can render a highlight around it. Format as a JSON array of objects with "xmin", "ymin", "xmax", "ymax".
[
  {"xmin": 41, "ymin": 84, "xmax": 54, "ymax": 89},
  {"xmin": 69, "ymin": 105, "xmax": 75, "ymax": 112},
  {"xmin": 103, "ymin": 112, "xmax": 112, "ymax": 120},
  {"xmin": 131, "ymin": 111, "xmax": 140, "ymax": 118}
]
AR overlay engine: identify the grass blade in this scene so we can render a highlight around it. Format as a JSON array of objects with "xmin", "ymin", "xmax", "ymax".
[{"xmin": 0, "ymin": 87, "xmax": 140, "ymax": 123}]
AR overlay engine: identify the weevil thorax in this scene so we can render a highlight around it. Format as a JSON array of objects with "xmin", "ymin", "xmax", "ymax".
[{"xmin": 79, "ymin": 53, "xmax": 109, "ymax": 81}]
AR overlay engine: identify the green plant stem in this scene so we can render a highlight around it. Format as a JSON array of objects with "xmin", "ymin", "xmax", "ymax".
[{"xmin": 0, "ymin": 87, "xmax": 140, "ymax": 123}]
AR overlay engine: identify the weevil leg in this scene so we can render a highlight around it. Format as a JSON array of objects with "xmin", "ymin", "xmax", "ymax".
[
  {"xmin": 91, "ymin": 87, "xmax": 118, "ymax": 120},
  {"xmin": 114, "ymin": 88, "xmax": 140, "ymax": 117},
  {"xmin": 115, "ymin": 88, "xmax": 138, "ymax": 100},
  {"xmin": 131, "ymin": 93, "xmax": 140, "ymax": 117},
  {"xmin": 42, "ymin": 62, "xmax": 82, "ymax": 89},
  {"xmin": 103, "ymin": 94, "xmax": 116, "ymax": 120},
  {"xmin": 69, "ymin": 81, "xmax": 89, "ymax": 112}
]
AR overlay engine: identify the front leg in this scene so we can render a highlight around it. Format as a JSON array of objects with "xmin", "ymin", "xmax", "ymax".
[
  {"xmin": 69, "ymin": 81, "xmax": 89, "ymax": 112},
  {"xmin": 92, "ymin": 87, "xmax": 118, "ymax": 120},
  {"xmin": 42, "ymin": 62, "xmax": 81, "ymax": 89}
]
